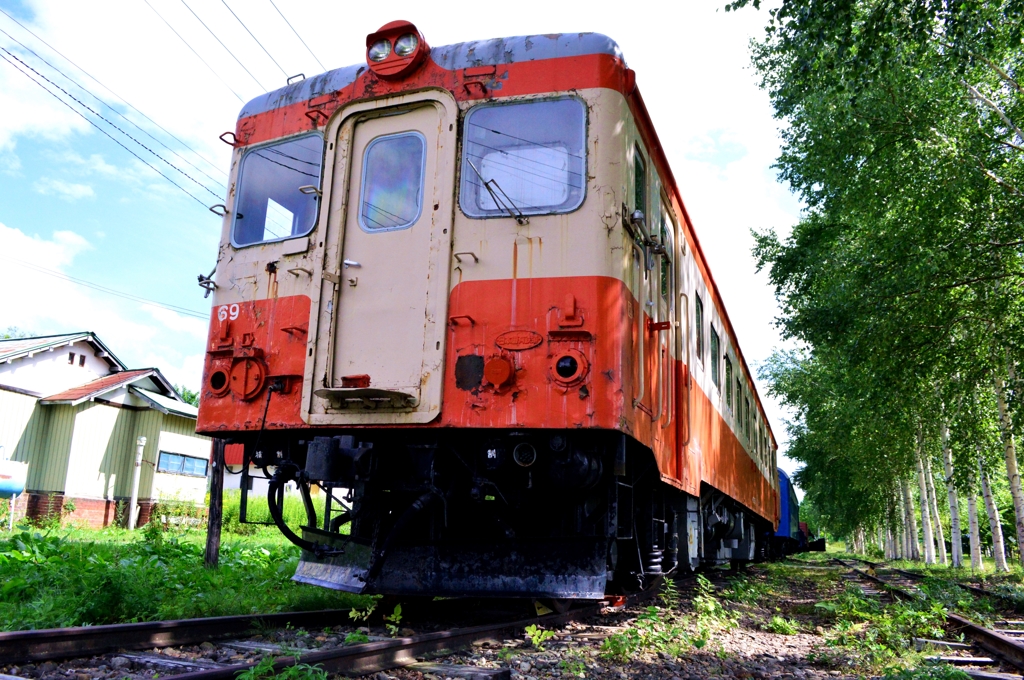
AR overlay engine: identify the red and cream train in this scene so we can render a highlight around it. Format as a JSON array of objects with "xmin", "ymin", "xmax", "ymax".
[{"xmin": 197, "ymin": 21, "xmax": 780, "ymax": 597}]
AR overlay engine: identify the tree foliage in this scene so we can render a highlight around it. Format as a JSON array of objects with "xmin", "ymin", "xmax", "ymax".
[{"xmin": 733, "ymin": 0, "xmax": 1024, "ymax": 537}]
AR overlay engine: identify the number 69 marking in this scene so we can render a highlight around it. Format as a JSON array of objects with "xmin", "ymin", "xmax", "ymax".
[{"xmin": 217, "ymin": 304, "xmax": 240, "ymax": 322}]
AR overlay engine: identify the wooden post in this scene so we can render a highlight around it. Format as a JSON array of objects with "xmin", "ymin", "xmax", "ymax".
[{"xmin": 205, "ymin": 438, "xmax": 225, "ymax": 568}]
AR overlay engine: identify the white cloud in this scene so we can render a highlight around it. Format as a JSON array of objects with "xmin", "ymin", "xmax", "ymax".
[
  {"xmin": 33, "ymin": 176, "xmax": 94, "ymax": 199},
  {"xmin": 0, "ymin": 222, "xmax": 201, "ymax": 384},
  {"xmin": 140, "ymin": 304, "xmax": 209, "ymax": 340}
]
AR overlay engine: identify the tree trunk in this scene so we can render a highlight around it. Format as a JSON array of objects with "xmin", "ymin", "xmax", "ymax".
[
  {"xmin": 941, "ymin": 420, "xmax": 963, "ymax": 567},
  {"xmin": 917, "ymin": 448, "xmax": 936, "ymax": 564},
  {"xmin": 925, "ymin": 455, "xmax": 947, "ymax": 565},
  {"xmin": 898, "ymin": 487, "xmax": 909, "ymax": 559},
  {"xmin": 994, "ymin": 364, "xmax": 1024, "ymax": 567},
  {"xmin": 980, "ymin": 455, "xmax": 1010, "ymax": 572},
  {"xmin": 877, "ymin": 526, "xmax": 885, "ymax": 553},
  {"xmin": 967, "ymin": 488, "xmax": 983, "ymax": 570}
]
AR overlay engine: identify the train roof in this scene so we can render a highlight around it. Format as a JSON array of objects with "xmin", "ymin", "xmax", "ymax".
[{"xmin": 239, "ymin": 33, "xmax": 624, "ymax": 120}]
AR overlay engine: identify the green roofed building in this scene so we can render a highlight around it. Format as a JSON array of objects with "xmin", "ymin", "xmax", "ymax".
[{"xmin": 0, "ymin": 333, "xmax": 210, "ymax": 527}]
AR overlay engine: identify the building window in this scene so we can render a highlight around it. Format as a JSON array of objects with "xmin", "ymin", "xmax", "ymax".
[
  {"xmin": 695, "ymin": 294, "xmax": 704, "ymax": 364},
  {"xmin": 461, "ymin": 98, "xmax": 587, "ymax": 218},
  {"xmin": 157, "ymin": 452, "xmax": 208, "ymax": 477},
  {"xmin": 725, "ymin": 357, "xmax": 733, "ymax": 409},
  {"xmin": 710, "ymin": 327, "xmax": 720, "ymax": 388},
  {"xmin": 79, "ymin": 354, "xmax": 86, "ymax": 367},
  {"xmin": 68, "ymin": 352, "xmax": 75, "ymax": 364}
]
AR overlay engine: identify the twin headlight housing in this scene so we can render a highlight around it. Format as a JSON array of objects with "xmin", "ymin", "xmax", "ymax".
[
  {"xmin": 365, "ymin": 22, "xmax": 428, "ymax": 79},
  {"xmin": 368, "ymin": 33, "xmax": 419, "ymax": 62}
]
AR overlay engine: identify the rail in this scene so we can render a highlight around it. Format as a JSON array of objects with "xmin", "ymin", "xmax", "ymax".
[
  {"xmin": 0, "ymin": 586, "xmax": 661, "ymax": 678},
  {"xmin": 832, "ymin": 557, "xmax": 1024, "ymax": 673}
]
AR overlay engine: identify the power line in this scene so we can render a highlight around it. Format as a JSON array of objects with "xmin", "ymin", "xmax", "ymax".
[
  {"xmin": 268, "ymin": 0, "xmax": 326, "ymax": 72},
  {"xmin": 0, "ymin": 9, "xmax": 229, "ymax": 185},
  {"xmin": 221, "ymin": 0, "xmax": 288, "ymax": 79},
  {"xmin": 141, "ymin": 0, "xmax": 247, "ymax": 102},
  {"xmin": 1, "ymin": 46, "xmax": 223, "ymax": 200},
  {"xmin": 178, "ymin": 0, "xmax": 268, "ymax": 91},
  {"xmin": 0, "ymin": 256, "xmax": 209, "ymax": 320},
  {"xmin": 0, "ymin": 50, "xmax": 210, "ymax": 208}
]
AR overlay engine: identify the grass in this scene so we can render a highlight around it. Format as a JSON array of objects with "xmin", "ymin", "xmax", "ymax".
[{"xmin": 0, "ymin": 520, "xmax": 368, "ymax": 632}]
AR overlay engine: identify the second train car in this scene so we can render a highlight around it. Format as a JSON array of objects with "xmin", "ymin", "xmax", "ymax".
[{"xmin": 197, "ymin": 21, "xmax": 780, "ymax": 598}]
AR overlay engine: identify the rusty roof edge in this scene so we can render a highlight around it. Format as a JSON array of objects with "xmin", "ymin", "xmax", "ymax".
[
  {"xmin": 237, "ymin": 32, "xmax": 623, "ymax": 120},
  {"xmin": 39, "ymin": 368, "xmax": 159, "ymax": 406}
]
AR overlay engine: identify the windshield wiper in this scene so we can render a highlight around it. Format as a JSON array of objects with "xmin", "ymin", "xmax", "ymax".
[{"xmin": 467, "ymin": 160, "xmax": 528, "ymax": 225}]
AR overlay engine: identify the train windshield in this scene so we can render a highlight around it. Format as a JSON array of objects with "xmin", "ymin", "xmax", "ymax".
[
  {"xmin": 232, "ymin": 134, "xmax": 323, "ymax": 247},
  {"xmin": 460, "ymin": 98, "xmax": 586, "ymax": 218}
]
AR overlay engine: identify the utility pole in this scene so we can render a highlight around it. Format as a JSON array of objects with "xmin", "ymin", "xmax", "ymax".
[
  {"xmin": 128, "ymin": 436, "xmax": 146, "ymax": 530},
  {"xmin": 204, "ymin": 439, "xmax": 226, "ymax": 568}
]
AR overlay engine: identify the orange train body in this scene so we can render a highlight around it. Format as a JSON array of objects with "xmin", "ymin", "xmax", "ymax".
[{"xmin": 197, "ymin": 22, "xmax": 779, "ymax": 597}]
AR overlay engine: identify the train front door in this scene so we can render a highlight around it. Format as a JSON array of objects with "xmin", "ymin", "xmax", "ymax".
[{"xmin": 312, "ymin": 93, "xmax": 457, "ymax": 423}]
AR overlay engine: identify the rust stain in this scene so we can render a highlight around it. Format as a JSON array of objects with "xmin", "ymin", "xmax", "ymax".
[{"xmin": 512, "ymin": 240, "xmax": 518, "ymax": 279}]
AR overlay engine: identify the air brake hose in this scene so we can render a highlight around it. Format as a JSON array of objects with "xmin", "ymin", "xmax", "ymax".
[
  {"xmin": 363, "ymin": 491, "xmax": 435, "ymax": 584},
  {"xmin": 267, "ymin": 468, "xmax": 342, "ymax": 557}
]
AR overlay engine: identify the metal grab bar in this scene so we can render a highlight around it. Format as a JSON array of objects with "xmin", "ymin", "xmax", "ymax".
[{"xmin": 630, "ymin": 238, "xmax": 646, "ymax": 407}]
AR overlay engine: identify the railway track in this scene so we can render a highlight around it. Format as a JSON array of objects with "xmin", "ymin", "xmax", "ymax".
[
  {"xmin": 0, "ymin": 586, "xmax": 667, "ymax": 679},
  {"xmin": 843, "ymin": 557, "xmax": 1024, "ymax": 611},
  {"xmin": 833, "ymin": 557, "xmax": 1024, "ymax": 679}
]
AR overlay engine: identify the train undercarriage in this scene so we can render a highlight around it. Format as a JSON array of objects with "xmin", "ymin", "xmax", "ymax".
[{"xmin": 235, "ymin": 429, "xmax": 768, "ymax": 598}]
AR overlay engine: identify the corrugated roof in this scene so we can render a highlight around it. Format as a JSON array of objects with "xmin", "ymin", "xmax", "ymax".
[
  {"xmin": 132, "ymin": 387, "xmax": 198, "ymax": 419},
  {"xmin": 0, "ymin": 332, "xmax": 125, "ymax": 369},
  {"xmin": 40, "ymin": 369, "xmax": 156, "ymax": 406}
]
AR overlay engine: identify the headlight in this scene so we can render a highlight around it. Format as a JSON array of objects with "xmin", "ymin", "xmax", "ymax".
[
  {"xmin": 394, "ymin": 33, "xmax": 418, "ymax": 57},
  {"xmin": 367, "ymin": 39, "xmax": 391, "ymax": 62}
]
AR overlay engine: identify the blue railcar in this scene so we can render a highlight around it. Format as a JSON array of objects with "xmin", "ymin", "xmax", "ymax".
[{"xmin": 771, "ymin": 468, "xmax": 824, "ymax": 557}]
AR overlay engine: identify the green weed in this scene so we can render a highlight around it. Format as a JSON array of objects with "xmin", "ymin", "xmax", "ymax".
[
  {"xmin": 236, "ymin": 655, "xmax": 328, "ymax": 680},
  {"xmin": 524, "ymin": 623, "xmax": 557, "ymax": 649},
  {"xmin": 383, "ymin": 604, "xmax": 403, "ymax": 637},
  {"xmin": 765, "ymin": 615, "xmax": 799, "ymax": 634},
  {"xmin": 0, "ymin": 528, "xmax": 368, "ymax": 631},
  {"xmin": 559, "ymin": 649, "xmax": 587, "ymax": 677}
]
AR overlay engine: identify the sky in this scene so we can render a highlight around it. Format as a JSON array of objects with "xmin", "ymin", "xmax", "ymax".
[{"xmin": 0, "ymin": 0, "xmax": 804, "ymax": 480}]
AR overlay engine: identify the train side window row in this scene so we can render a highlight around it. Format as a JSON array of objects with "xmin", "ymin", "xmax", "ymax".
[{"xmin": 231, "ymin": 98, "xmax": 587, "ymax": 247}]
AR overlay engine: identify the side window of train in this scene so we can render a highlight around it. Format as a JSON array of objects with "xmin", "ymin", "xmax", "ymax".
[
  {"xmin": 694, "ymin": 294, "xmax": 704, "ymax": 365},
  {"xmin": 232, "ymin": 134, "xmax": 324, "ymax": 247},
  {"xmin": 460, "ymin": 97, "xmax": 586, "ymax": 218},
  {"xmin": 725, "ymin": 356, "xmax": 733, "ymax": 410},
  {"xmin": 744, "ymin": 395, "xmax": 751, "ymax": 441},
  {"xmin": 660, "ymin": 203, "xmax": 673, "ymax": 299},
  {"xmin": 710, "ymin": 327, "xmax": 720, "ymax": 389},
  {"xmin": 359, "ymin": 131, "xmax": 426, "ymax": 232},
  {"xmin": 634, "ymin": 146, "xmax": 647, "ymax": 217}
]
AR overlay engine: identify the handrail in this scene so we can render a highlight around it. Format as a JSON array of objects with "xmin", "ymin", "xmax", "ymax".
[
  {"xmin": 630, "ymin": 238, "xmax": 646, "ymax": 407},
  {"xmin": 680, "ymin": 292, "xmax": 691, "ymax": 446},
  {"xmin": 661, "ymin": 262, "xmax": 676, "ymax": 429}
]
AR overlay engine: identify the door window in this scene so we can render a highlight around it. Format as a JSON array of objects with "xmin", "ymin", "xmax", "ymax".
[
  {"xmin": 460, "ymin": 98, "xmax": 586, "ymax": 217},
  {"xmin": 233, "ymin": 134, "xmax": 323, "ymax": 247},
  {"xmin": 359, "ymin": 131, "xmax": 426, "ymax": 232}
]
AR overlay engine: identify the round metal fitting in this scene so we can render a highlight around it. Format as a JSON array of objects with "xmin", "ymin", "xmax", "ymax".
[{"xmin": 512, "ymin": 442, "xmax": 537, "ymax": 467}]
